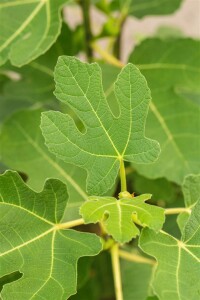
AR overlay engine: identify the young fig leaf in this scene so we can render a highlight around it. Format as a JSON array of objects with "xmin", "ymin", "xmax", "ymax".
[
  {"xmin": 41, "ymin": 57, "xmax": 160, "ymax": 195},
  {"xmin": 80, "ymin": 194, "xmax": 165, "ymax": 243}
]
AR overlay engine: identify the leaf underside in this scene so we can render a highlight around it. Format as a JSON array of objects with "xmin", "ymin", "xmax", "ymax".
[
  {"xmin": 41, "ymin": 56, "xmax": 160, "ymax": 195},
  {"xmin": 0, "ymin": 171, "xmax": 102, "ymax": 300}
]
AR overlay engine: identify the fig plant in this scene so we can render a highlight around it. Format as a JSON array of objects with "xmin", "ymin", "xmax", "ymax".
[{"xmin": 0, "ymin": 0, "xmax": 199, "ymax": 300}]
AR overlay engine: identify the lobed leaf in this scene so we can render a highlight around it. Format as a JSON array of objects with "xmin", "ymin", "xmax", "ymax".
[
  {"xmin": 0, "ymin": 0, "xmax": 67, "ymax": 66},
  {"xmin": 0, "ymin": 109, "xmax": 88, "ymax": 221},
  {"xmin": 80, "ymin": 194, "xmax": 165, "ymax": 243},
  {"xmin": 41, "ymin": 57, "xmax": 160, "ymax": 195},
  {"xmin": 0, "ymin": 171, "xmax": 102, "ymax": 299},
  {"xmin": 140, "ymin": 200, "xmax": 200, "ymax": 300}
]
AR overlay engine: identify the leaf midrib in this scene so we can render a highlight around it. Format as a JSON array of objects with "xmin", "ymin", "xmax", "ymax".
[
  {"xmin": 25, "ymin": 0, "xmax": 51, "ymax": 63},
  {"xmin": 104, "ymin": 74, "xmax": 192, "ymax": 173},
  {"xmin": 64, "ymin": 60, "xmax": 121, "ymax": 158},
  {"xmin": 121, "ymin": 66, "xmax": 133, "ymax": 157},
  {"xmin": 176, "ymin": 246, "xmax": 181, "ymax": 299},
  {"xmin": 0, "ymin": 226, "xmax": 53, "ymax": 257},
  {"xmin": 143, "ymin": 230, "xmax": 200, "ymax": 298},
  {"xmin": 29, "ymin": 230, "xmax": 57, "ymax": 300},
  {"xmin": 44, "ymin": 114, "xmax": 117, "ymax": 158},
  {"xmin": 0, "ymin": 0, "xmax": 40, "ymax": 9},
  {"xmin": 137, "ymin": 63, "xmax": 200, "ymax": 72},
  {"xmin": 88, "ymin": 200, "xmax": 152, "ymax": 219},
  {"xmin": 0, "ymin": 202, "xmax": 54, "ymax": 226},
  {"xmin": 152, "ymin": 230, "xmax": 200, "ymax": 260},
  {"xmin": 0, "ymin": 0, "xmax": 46, "ymax": 52},
  {"xmin": 150, "ymin": 101, "xmax": 191, "ymax": 172}
]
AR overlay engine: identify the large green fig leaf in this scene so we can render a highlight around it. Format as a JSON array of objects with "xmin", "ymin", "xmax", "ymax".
[
  {"xmin": 0, "ymin": 108, "xmax": 117, "ymax": 221},
  {"xmin": 0, "ymin": 109, "xmax": 87, "ymax": 221},
  {"xmin": 0, "ymin": 0, "xmax": 68, "ymax": 66},
  {"xmin": 140, "ymin": 200, "xmax": 200, "ymax": 300},
  {"xmin": 0, "ymin": 171, "xmax": 102, "ymax": 299},
  {"xmin": 41, "ymin": 57, "xmax": 160, "ymax": 195},
  {"xmin": 80, "ymin": 194, "xmax": 165, "ymax": 243},
  {"xmin": 129, "ymin": 39, "xmax": 200, "ymax": 184}
]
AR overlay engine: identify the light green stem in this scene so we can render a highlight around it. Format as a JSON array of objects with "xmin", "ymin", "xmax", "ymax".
[
  {"xmin": 91, "ymin": 42, "xmax": 124, "ymax": 68},
  {"xmin": 110, "ymin": 243, "xmax": 123, "ymax": 300},
  {"xmin": 120, "ymin": 159, "xmax": 127, "ymax": 192},
  {"xmin": 56, "ymin": 218, "xmax": 85, "ymax": 229},
  {"xmin": 119, "ymin": 250, "xmax": 155, "ymax": 265},
  {"xmin": 165, "ymin": 208, "xmax": 191, "ymax": 215}
]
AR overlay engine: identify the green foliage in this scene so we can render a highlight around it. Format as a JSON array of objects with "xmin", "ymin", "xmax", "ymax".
[
  {"xmin": 81, "ymin": 194, "xmax": 165, "ymax": 243},
  {"xmin": 41, "ymin": 56, "xmax": 160, "ymax": 195},
  {"xmin": 140, "ymin": 200, "xmax": 200, "ymax": 300},
  {"xmin": 127, "ymin": 0, "xmax": 183, "ymax": 18},
  {"xmin": 0, "ymin": 109, "xmax": 87, "ymax": 221},
  {"xmin": 121, "ymin": 258, "xmax": 154, "ymax": 300},
  {"xmin": 0, "ymin": 0, "xmax": 68, "ymax": 66},
  {"xmin": 0, "ymin": 1, "xmax": 199, "ymax": 299},
  {"xmin": 70, "ymin": 251, "xmax": 114, "ymax": 300},
  {"xmin": 182, "ymin": 174, "xmax": 200, "ymax": 207},
  {"xmin": 96, "ymin": 0, "xmax": 183, "ymax": 18},
  {"xmin": 129, "ymin": 39, "xmax": 200, "ymax": 184},
  {"xmin": 0, "ymin": 22, "xmax": 82, "ymax": 122},
  {"xmin": 0, "ymin": 171, "xmax": 102, "ymax": 299},
  {"xmin": 129, "ymin": 172, "xmax": 181, "ymax": 205},
  {"xmin": 177, "ymin": 174, "xmax": 200, "ymax": 233}
]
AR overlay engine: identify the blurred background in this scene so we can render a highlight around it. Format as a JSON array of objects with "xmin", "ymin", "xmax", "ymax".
[{"xmin": 65, "ymin": 0, "xmax": 200, "ymax": 62}]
